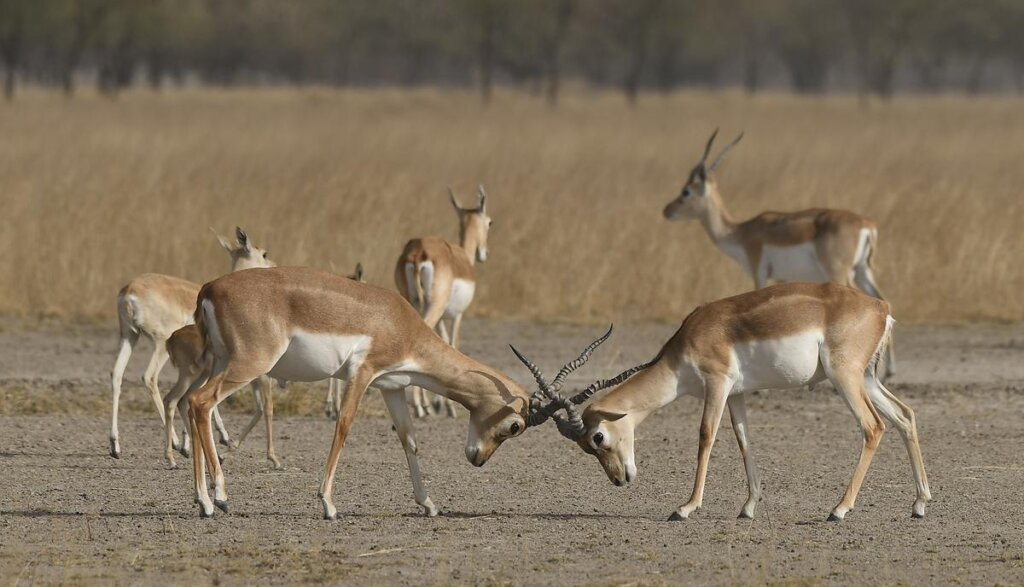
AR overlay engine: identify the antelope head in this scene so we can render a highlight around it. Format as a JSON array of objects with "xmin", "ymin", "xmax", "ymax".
[
  {"xmin": 512, "ymin": 328, "xmax": 657, "ymax": 486},
  {"xmin": 663, "ymin": 128, "xmax": 744, "ymax": 221},
  {"xmin": 450, "ymin": 185, "xmax": 492, "ymax": 263},
  {"xmin": 213, "ymin": 226, "xmax": 276, "ymax": 271}
]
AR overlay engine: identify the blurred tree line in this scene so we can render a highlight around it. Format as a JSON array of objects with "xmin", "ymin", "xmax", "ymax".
[{"xmin": 1, "ymin": 0, "xmax": 1023, "ymax": 103}]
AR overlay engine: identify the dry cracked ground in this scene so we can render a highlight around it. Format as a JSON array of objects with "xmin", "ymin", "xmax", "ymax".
[{"xmin": 0, "ymin": 318, "xmax": 1022, "ymax": 585}]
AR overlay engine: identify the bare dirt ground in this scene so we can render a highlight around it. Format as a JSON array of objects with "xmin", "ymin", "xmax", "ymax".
[{"xmin": 1, "ymin": 318, "xmax": 1022, "ymax": 585}]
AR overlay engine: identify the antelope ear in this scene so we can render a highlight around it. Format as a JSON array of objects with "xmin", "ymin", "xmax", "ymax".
[
  {"xmin": 592, "ymin": 408, "xmax": 627, "ymax": 422},
  {"xmin": 211, "ymin": 227, "xmax": 234, "ymax": 252},
  {"xmin": 353, "ymin": 262, "xmax": 364, "ymax": 282},
  {"xmin": 235, "ymin": 227, "xmax": 252, "ymax": 253}
]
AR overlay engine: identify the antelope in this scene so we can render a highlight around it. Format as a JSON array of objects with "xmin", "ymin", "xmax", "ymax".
[
  {"xmin": 663, "ymin": 129, "xmax": 895, "ymax": 378},
  {"xmin": 515, "ymin": 283, "xmax": 931, "ymax": 522},
  {"xmin": 183, "ymin": 265, "xmax": 604, "ymax": 518},
  {"xmin": 394, "ymin": 186, "xmax": 492, "ymax": 418},
  {"xmin": 325, "ymin": 262, "xmax": 365, "ymax": 420},
  {"xmin": 109, "ymin": 227, "xmax": 273, "ymax": 459}
]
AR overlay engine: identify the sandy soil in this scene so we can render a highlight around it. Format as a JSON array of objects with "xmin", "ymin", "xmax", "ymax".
[{"xmin": 0, "ymin": 318, "xmax": 1023, "ymax": 585}]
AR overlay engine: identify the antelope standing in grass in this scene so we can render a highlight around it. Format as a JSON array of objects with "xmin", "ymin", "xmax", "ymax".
[
  {"xmin": 663, "ymin": 130, "xmax": 895, "ymax": 377},
  {"xmin": 516, "ymin": 283, "xmax": 931, "ymax": 522},
  {"xmin": 109, "ymin": 227, "xmax": 273, "ymax": 459},
  {"xmin": 183, "ymin": 266, "xmax": 605, "ymax": 518},
  {"xmin": 394, "ymin": 186, "xmax": 492, "ymax": 418}
]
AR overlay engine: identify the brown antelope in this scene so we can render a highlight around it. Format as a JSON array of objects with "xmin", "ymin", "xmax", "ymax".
[
  {"xmin": 516, "ymin": 283, "xmax": 931, "ymax": 522},
  {"xmin": 109, "ymin": 227, "xmax": 272, "ymax": 459},
  {"xmin": 183, "ymin": 265, "xmax": 604, "ymax": 518},
  {"xmin": 394, "ymin": 186, "xmax": 492, "ymax": 418},
  {"xmin": 663, "ymin": 130, "xmax": 895, "ymax": 377}
]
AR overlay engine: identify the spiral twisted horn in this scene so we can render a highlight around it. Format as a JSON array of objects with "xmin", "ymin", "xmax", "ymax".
[
  {"xmin": 700, "ymin": 127, "xmax": 719, "ymax": 165},
  {"xmin": 548, "ymin": 325, "xmax": 613, "ymax": 392},
  {"xmin": 709, "ymin": 131, "xmax": 744, "ymax": 171}
]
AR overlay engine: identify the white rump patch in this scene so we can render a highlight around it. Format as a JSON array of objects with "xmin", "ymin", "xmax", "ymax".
[
  {"xmin": 202, "ymin": 299, "xmax": 228, "ymax": 358},
  {"xmin": 761, "ymin": 242, "xmax": 827, "ymax": 283},
  {"xmin": 268, "ymin": 331, "xmax": 372, "ymax": 383},
  {"xmin": 729, "ymin": 331, "xmax": 825, "ymax": 392},
  {"xmin": 444, "ymin": 278, "xmax": 475, "ymax": 318}
]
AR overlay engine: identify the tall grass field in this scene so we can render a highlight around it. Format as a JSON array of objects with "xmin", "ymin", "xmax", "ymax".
[{"xmin": 1, "ymin": 88, "xmax": 1021, "ymax": 324}]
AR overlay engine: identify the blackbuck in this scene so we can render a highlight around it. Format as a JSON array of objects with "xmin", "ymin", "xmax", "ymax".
[
  {"xmin": 394, "ymin": 186, "xmax": 492, "ymax": 418},
  {"xmin": 516, "ymin": 283, "xmax": 931, "ymax": 522},
  {"xmin": 184, "ymin": 266, "xmax": 607, "ymax": 518},
  {"xmin": 109, "ymin": 227, "xmax": 273, "ymax": 459},
  {"xmin": 663, "ymin": 130, "xmax": 895, "ymax": 377}
]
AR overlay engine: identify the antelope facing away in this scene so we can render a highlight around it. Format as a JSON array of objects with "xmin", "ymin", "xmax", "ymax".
[
  {"xmin": 394, "ymin": 186, "xmax": 493, "ymax": 418},
  {"xmin": 109, "ymin": 227, "xmax": 273, "ymax": 459},
  {"xmin": 516, "ymin": 283, "xmax": 931, "ymax": 522},
  {"xmin": 663, "ymin": 130, "xmax": 895, "ymax": 377},
  {"xmin": 184, "ymin": 266, "xmax": 604, "ymax": 519}
]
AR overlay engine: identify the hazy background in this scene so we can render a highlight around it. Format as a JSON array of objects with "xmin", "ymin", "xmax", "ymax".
[{"xmin": 1, "ymin": 0, "xmax": 1022, "ymax": 324}]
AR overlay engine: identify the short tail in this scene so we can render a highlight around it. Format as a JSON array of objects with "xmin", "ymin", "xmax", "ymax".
[
  {"xmin": 413, "ymin": 263, "xmax": 426, "ymax": 316},
  {"xmin": 194, "ymin": 288, "xmax": 213, "ymax": 366},
  {"xmin": 870, "ymin": 315, "xmax": 895, "ymax": 378},
  {"xmin": 865, "ymin": 227, "xmax": 879, "ymax": 273},
  {"xmin": 116, "ymin": 291, "xmax": 140, "ymax": 336}
]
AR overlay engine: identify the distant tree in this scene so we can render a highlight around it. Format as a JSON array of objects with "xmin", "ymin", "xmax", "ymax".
[
  {"xmin": 775, "ymin": 0, "xmax": 842, "ymax": 94},
  {"xmin": 0, "ymin": 0, "xmax": 28, "ymax": 99},
  {"xmin": 843, "ymin": 0, "xmax": 924, "ymax": 100}
]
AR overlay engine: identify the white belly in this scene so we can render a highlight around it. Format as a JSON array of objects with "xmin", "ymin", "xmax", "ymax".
[
  {"xmin": 444, "ymin": 279, "xmax": 475, "ymax": 318},
  {"xmin": 761, "ymin": 243, "xmax": 827, "ymax": 283},
  {"xmin": 268, "ymin": 331, "xmax": 371, "ymax": 382},
  {"xmin": 729, "ymin": 331, "xmax": 824, "ymax": 392}
]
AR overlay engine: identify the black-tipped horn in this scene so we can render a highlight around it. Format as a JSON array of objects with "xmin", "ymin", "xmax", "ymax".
[
  {"xmin": 509, "ymin": 344, "xmax": 551, "ymax": 398},
  {"xmin": 569, "ymin": 355, "xmax": 659, "ymax": 405},
  {"xmin": 709, "ymin": 131, "xmax": 744, "ymax": 171},
  {"xmin": 549, "ymin": 324, "xmax": 613, "ymax": 392},
  {"xmin": 700, "ymin": 127, "xmax": 719, "ymax": 164}
]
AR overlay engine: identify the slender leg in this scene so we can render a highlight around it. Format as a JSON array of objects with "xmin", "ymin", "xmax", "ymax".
[
  {"xmin": 430, "ymin": 320, "xmax": 453, "ymax": 415},
  {"xmin": 232, "ymin": 380, "xmax": 265, "ymax": 450},
  {"xmin": 442, "ymin": 315, "xmax": 464, "ymax": 417},
  {"xmin": 319, "ymin": 366, "xmax": 373, "ymax": 520},
  {"xmin": 109, "ymin": 329, "xmax": 139, "ymax": 458},
  {"xmin": 864, "ymin": 374, "xmax": 931, "ymax": 517},
  {"xmin": 325, "ymin": 378, "xmax": 337, "ymax": 420},
  {"xmin": 728, "ymin": 394, "xmax": 761, "ymax": 519},
  {"xmin": 212, "ymin": 407, "xmax": 232, "ymax": 447},
  {"xmin": 333, "ymin": 379, "xmax": 342, "ymax": 418},
  {"xmin": 669, "ymin": 377, "xmax": 730, "ymax": 520},
  {"xmin": 381, "ymin": 388, "xmax": 438, "ymax": 516},
  {"xmin": 142, "ymin": 342, "xmax": 170, "ymax": 424},
  {"xmin": 260, "ymin": 377, "xmax": 282, "ymax": 469},
  {"xmin": 827, "ymin": 371, "xmax": 886, "ymax": 521},
  {"xmin": 189, "ymin": 400, "xmax": 213, "ymax": 517},
  {"xmin": 163, "ymin": 367, "xmax": 195, "ymax": 468},
  {"xmin": 190, "ymin": 370, "xmax": 252, "ymax": 516},
  {"xmin": 176, "ymin": 395, "xmax": 191, "ymax": 457}
]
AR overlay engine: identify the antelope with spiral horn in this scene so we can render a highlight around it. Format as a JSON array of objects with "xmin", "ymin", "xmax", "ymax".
[
  {"xmin": 516, "ymin": 283, "xmax": 930, "ymax": 522},
  {"xmin": 663, "ymin": 129, "xmax": 895, "ymax": 378}
]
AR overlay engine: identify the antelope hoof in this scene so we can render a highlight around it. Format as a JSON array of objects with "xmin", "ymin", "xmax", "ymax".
[
  {"xmin": 214, "ymin": 500, "xmax": 229, "ymax": 514},
  {"xmin": 421, "ymin": 498, "xmax": 439, "ymax": 517},
  {"xmin": 198, "ymin": 503, "xmax": 215, "ymax": 518},
  {"xmin": 179, "ymin": 444, "xmax": 191, "ymax": 458},
  {"xmin": 827, "ymin": 512, "xmax": 844, "ymax": 522},
  {"xmin": 217, "ymin": 453, "xmax": 225, "ymax": 465},
  {"xmin": 667, "ymin": 511, "xmax": 687, "ymax": 522},
  {"xmin": 322, "ymin": 502, "xmax": 337, "ymax": 521},
  {"xmin": 269, "ymin": 456, "xmax": 284, "ymax": 470},
  {"xmin": 166, "ymin": 458, "xmax": 178, "ymax": 470},
  {"xmin": 912, "ymin": 500, "xmax": 927, "ymax": 518},
  {"xmin": 109, "ymin": 439, "xmax": 120, "ymax": 459},
  {"xmin": 738, "ymin": 511, "xmax": 753, "ymax": 520}
]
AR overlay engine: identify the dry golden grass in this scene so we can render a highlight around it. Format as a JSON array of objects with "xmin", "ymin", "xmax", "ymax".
[{"xmin": 0, "ymin": 87, "xmax": 1021, "ymax": 323}]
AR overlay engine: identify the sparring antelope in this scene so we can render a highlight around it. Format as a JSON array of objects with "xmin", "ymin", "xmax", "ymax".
[
  {"xmin": 395, "ymin": 186, "xmax": 492, "ymax": 418},
  {"xmin": 515, "ymin": 283, "xmax": 931, "ymax": 522},
  {"xmin": 184, "ymin": 265, "xmax": 604, "ymax": 519},
  {"xmin": 663, "ymin": 129, "xmax": 895, "ymax": 377},
  {"xmin": 109, "ymin": 227, "xmax": 272, "ymax": 459}
]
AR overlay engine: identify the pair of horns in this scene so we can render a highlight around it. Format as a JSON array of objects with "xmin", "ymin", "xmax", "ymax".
[
  {"xmin": 699, "ymin": 128, "xmax": 745, "ymax": 172},
  {"xmin": 511, "ymin": 326, "xmax": 656, "ymax": 440},
  {"xmin": 449, "ymin": 185, "xmax": 487, "ymax": 212}
]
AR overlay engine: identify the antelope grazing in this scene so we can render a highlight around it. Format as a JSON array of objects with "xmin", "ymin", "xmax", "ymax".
[
  {"xmin": 109, "ymin": 227, "xmax": 272, "ymax": 459},
  {"xmin": 663, "ymin": 130, "xmax": 895, "ymax": 377},
  {"xmin": 517, "ymin": 283, "xmax": 930, "ymax": 521},
  {"xmin": 395, "ymin": 186, "xmax": 493, "ymax": 418},
  {"xmin": 184, "ymin": 266, "xmax": 603, "ymax": 519}
]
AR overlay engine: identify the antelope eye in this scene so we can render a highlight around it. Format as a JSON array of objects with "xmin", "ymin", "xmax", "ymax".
[
  {"xmin": 682, "ymin": 188, "xmax": 691, "ymax": 198},
  {"xmin": 509, "ymin": 422, "xmax": 521, "ymax": 435},
  {"xmin": 592, "ymin": 432, "xmax": 604, "ymax": 446}
]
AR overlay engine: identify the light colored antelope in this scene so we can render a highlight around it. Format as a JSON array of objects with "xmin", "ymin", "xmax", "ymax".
[
  {"xmin": 394, "ymin": 186, "xmax": 492, "ymax": 418},
  {"xmin": 109, "ymin": 227, "xmax": 272, "ymax": 459},
  {"xmin": 516, "ymin": 283, "xmax": 931, "ymax": 522},
  {"xmin": 183, "ymin": 265, "xmax": 604, "ymax": 519},
  {"xmin": 663, "ymin": 129, "xmax": 895, "ymax": 377},
  {"xmin": 325, "ymin": 262, "xmax": 365, "ymax": 420}
]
